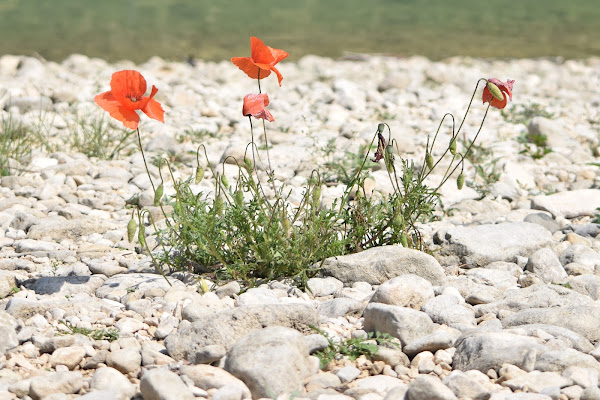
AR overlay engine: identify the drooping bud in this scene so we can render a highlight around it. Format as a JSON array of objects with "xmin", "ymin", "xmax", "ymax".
[
  {"xmin": 449, "ymin": 138, "xmax": 457, "ymax": 155},
  {"xmin": 312, "ymin": 185, "xmax": 322, "ymax": 208},
  {"xmin": 233, "ymin": 190, "xmax": 244, "ymax": 208},
  {"xmin": 487, "ymin": 81, "xmax": 504, "ymax": 102},
  {"xmin": 400, "ymin": 232, "xmax": 408, "ymax": 247},
  {"xmin": 425, "ymin": 152, "xmax": 434, "ymax": 170},
  {"xmin": 457, "ymin": 173, "xmax": 465, "ymax": 190},
  {"xmin": 221, "ymin": 175, "xmax": 229, "ymax": 190},
  {"xmin": 138, "ymin": 223, "xmax": 146, "ymax": 247},
  {"xmin": 377, "ymin": 123, "xmax": 385, "ymax": 134},
  {"xmin": 213, "ymin": 196, "xmax": 223, "ymax": 215},
  {"xmin": 385, "ymin": 145, "xmax": 395, "ymax": 172},
  {"xmin": 199, "ymin": 278, "xmax": 210, "ymax": 294},
  {"xmin": 394, "ymin": 212, "xmax": 404, "ymax": 228},
  {"xmin": 127, "ymin": 217, "xmax": 137, "ymax": 243},
  {"xmin": 195, "ymin": 166, "xmax": 204, "ymax": 184},
  {"xmin": 244, "ymin": 157, "xmax": 253, "ymax": 172},
  {"xmin": 281, "ymin": 216, "xmax": 291, "ymax": 235},
  {"xmin": 153, "ymin": 184, "xmax": 163, "ymax": 206}
]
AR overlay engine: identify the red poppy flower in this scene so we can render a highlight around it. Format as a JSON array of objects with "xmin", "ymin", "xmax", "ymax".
[
  {"xmin": 231, "ymin": 37, "xmax": 289, "ymax": 86},
  {"xmin": 95, "ymin": 70, "xmax": 165, "ymax": 130},
  {"xmin": 482, "ymin": 78, "xmax": 515, "ymax": 109},
  {"xmin": 243, "ymin": 93, "xmax": 274, "ymax": 122}
]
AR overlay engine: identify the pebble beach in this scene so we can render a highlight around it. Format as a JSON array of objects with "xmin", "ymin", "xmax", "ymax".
[{"xmin": 1, "ymin": 53, "xmax": 600, "ymax": 400}]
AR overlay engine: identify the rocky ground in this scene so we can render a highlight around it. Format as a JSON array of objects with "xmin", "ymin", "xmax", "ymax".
[{"xmin": 0, "ymin": 53, "xmax": 600, "ymax": 400}]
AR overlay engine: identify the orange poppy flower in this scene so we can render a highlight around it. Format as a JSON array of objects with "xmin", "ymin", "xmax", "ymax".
[
  {"xmin": 243, "ymin": 93, "xmax": 274, "ymax": 122},
  {"xmin": 482, "ymin": 78, "xmax": 515, "ymax": 109},
  {"xmin": 231, "ymin": 37, "xmax": 289, "ymax": 86},
  {"xmin": 95, "ymin": 70, "xmax": 165, "ymax": 130}
]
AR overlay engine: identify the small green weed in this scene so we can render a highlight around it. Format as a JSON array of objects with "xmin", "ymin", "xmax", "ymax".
[
  {"xmin": 58, "ymin": 320, "xmax": 119, "ymax": 342},
  {"xmin": 177, "ymin": 128, "xmax": 219, "ymax": 143},
  {"xmin": 66, "ymin": 112, "xmax": 136, "ymax": 159},
  {"xmin": 459, "ymin": 138, "xmax": 501, "ymax": 192},
  {"xmin": 518, "ymin": 131, "xmax": 552, "ymax": 159},
  {"xmin": 501, "ymin": 103, "xmax": 554, "ymax": 125},
  {"xmin": 319, "ymin": 138, "xmax": 377, "ymax": 185},
  {"xmin": 0, "ymin": 286, "xmax": 20, "ymax": 299},
  {"xmin": 311, "ymin": 326, "xmax": 399, "ymax": 369},
  {"xmin": 0, "ymin": 112, "xmax": 35, "ymax": 176}
]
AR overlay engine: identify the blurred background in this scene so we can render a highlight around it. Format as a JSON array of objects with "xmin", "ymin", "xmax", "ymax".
[{"xmin": 0, "ymin": 0, "xmax": 599, "ymax": 63}]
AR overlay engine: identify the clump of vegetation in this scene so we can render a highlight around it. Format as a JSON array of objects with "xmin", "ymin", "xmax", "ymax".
[
  {"xmin": 501, "ymin": 102, "xmax": 554, "ymax": 125},
  {"xmin": 58, "ymin": 320, "xmax": 119, "ymax": 342},
  {"xmin": 518, "ymin": 131, "xmax": 553, "ymax": 159}
]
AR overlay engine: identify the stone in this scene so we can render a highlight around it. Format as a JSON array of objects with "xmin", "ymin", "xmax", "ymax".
[
  {"xmin": 165, "ymin": 303, "xmax": 317, "ymax": 362},
  {"xmin": 216, "ymin": 281, "xmax": 241, "ymax": 299},
  {"xmin": 106, "ymin": 347, "xmax": 141, "ymax": 374},
  {"xmin": 525, "ymin": 248, "xmax": 567, "ymax": 283},
  {"xmin": 50, "ymin": 346, "xmax": 86, "ymax": 370},
  {"xmin": 27, "ymin": 218, "xmax": 116, "ymax": 240},
  {"xmin": 26, "ymin": 276, "xmax": 105, "ymax": 296},
  {"xmin": 140, "ymin": 368, "xmax": 195, "ymax": 400},
  {"xmin": 180, "ymin": 364, "xmax": 251, "ymax": 398},
  {"xmin": 89, "ymin": 367, "xmax": 136, "ymax": 400},
  {"xmin": 534, "ymin": 349, "xmax": 600, "ymax": 373},
  {"xmin": 532, "ymin": 189, "xmax": 600, "ymax": 218},
  {"xmin": 307, "ymin": 277, "xmax": 344, "ymax": 296},
  {"xmin": 504, "ymin": 324, "xmax": 593, "ymax": 353},
  {"xmin": 568, "ymin": 274, "xmax": 600, "ymax": 300},
  {"xmin": 403, "ymin": 330, "xmax": 455, "ymax": 357},
  {"xmin": 321, "ymin": 245, "xmax": 446, "ymax": 285},
  {"xmin": 559, "ymin": 245, "xmax": 600, "ymax": 270},
  {"xmin": 369, "ymin": 274, "xmax": 434, "ymax": 309},
  {"xmin": 29, "ymin": 372, "xmax": 84, "ymax": 400},
  {"xmin": 523, "ymin": 213, "xmax": 561, "ymax": 232},
  {"xmin": 140, "ymin": 342, "xmax": 175, "ymax": 366},
  {"xmin": 363, "ymin": 303, "xmax": 435, "ymax": 346},
  {"xmin": 406, "ymin": 375, "xmax": 457, "ymax": 400},
  {"xmin": 421, "ymin": 295, "xmax": 476, "ymax": 326},
  {"xmin": 317, "ymin": 298, "xmax": 365, "ymax": 318},
  {"xmin": 224, "ymin": 326, "xmax": 313, "ymax": 398},
  {"xmin": 336, "ymin": 366, "xmax": 361, "ymax": 383},
  {"xmin": 501, "ymin": 371, "xmax": 572, "ymax": 392},
  {"xmin": 443, "ymin": 370, "xmax": 490, "ymax": 400},
  {"xmin": 453, "ymin": 332, "xmax": 547, "ymax": 372},
  {"xmin": 435, "ymin": 222, "xmax": 553, "ymax": 267}
]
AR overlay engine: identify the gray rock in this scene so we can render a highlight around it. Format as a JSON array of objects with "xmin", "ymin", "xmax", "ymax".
[
  {"xmin": 581, "ymin": 385, "xmax": 600, "ymax": 400},
  {"xmin": 465, "ymin": 268, "xmax": 519, "ymax": 290},
  {"xmin": 140, "ymin": 342, "xmax": 175, "ymax": 367},
  {"xmin": 336, "ymin": 366, "xmax": 361, "ymax": 383},
  {"xmin": 453, "ymin": 332, "xmax": 547, "ymax": 372},
  {"xmin": 443, "ymin": 370, "xmax": 490, "ymax": 400},
  {"xmin": 523, "ymin": 213, "xmax": 561, "ymax": 233},
  {"xmin": 106, "ymin": 347, "xmax": 141, "ymax": 374},
  {"xmin": 369, "ymin": 274, "xmax": 434, "ymax": 309},
  {"xmin": 562, "ymin": 367, "xmax": 598, "ymax": 388},
  {"xmin": 372, "ymin": 346, "xmax": 410, "ymax": 368},
  {"xmin": 501, "ymin": 306, "xmax": 600, "ymax": 342},
  {"xmin": 363, "ymin": 303, "xmax": 434, "ymax": 346},
  {"xmin": 236, "ymin": 286, "xmax": 280, "ymax": 305},
  {"xmin": 9, "ymin": 211, "xmax": 39, "ymax": 232},
  {"xmin": 421, "ymin": 295, "xmax": 476, "ymax": 326},
  {"xmin": 28, "ymin": 372, "xmax": 83, "ymax": 400},
  {"xmin": 568, "ymin": 274, "xmax": 600, "ymax": 300},
  {"xmin": 502, "ymin": 370, "xmax": 572, "ymax": 392},
  {"xmin": 532, "ymin": 189, "xmax": 600, "ymax": 218},
  {"xmin": 140, "ymin": 368, "xmax": 195, "ymax": 400},
  {"xmin": 321, "ymin": 245, "xmax": 446, "ymax": 285},
  {"xmin": 224, "ymin": 326, "xmax": 313, "ymax": 399},
  {"xmin": 89, "ymin": 367, "xmax": 135, "ymax": 400},
  {"xmin": 353, "ymin": 375, "xmax": 406, "ymax": 395},
  {"xmin": 304, "ymin": 334, "xmax": 330, "ymax": 353},
  {"xmin": 560, "ymin": 245, "xmax": 600, "ymax": 270},
  {"xmin": 0, "ymin": 311, "xmax": 18, "ymax": 355},
  {"xmin": 193, "ymin": 344, "xmax": 227, "ymax": 364},
  {"xmin": 526, "ymin": 248, "xmax": 567, "ymax": 283},
  {"xmin": 436, "ymin": 222, "xmax": 553, "ymax": 267},
  {"xmin": 0, "ymin": 271, "xmax": 17, "ymax": 300},
  {"xmin": 95, "ymin": 273, "xmax": 180, "ymax": 299},
  {"xmin": 307, "ymin": 277, "xmax": 343, "ymax": 296},
  {"xmin": 216, "ymin": 281, "xmax": 241, "ymax": 299},
  {"xmin": 406, "ymin": 374, "xmax": 457, "ymax": 400},
  {"xmin": 84, "ymin": 260, "xmax": 128, "ymax": 277},
  {"xmin": 27, "ymin": 218, "xmax": 116, "ymax": 240},
  {"xmin": 534, "ymin": 349, "xmax": 600, "ymax": 373},
  {"xmin": 26, "ymin": 276, "xmax": 105, "ymax": 296},
  {"xmin": 15, "ymin": 238, "xmax": 62, "ymax": 253},
  {"xmin": 403, "ymin": 330, "xmax": 455, "ymax": 357},
  {"xmin": 180, "ymin": 364, "xmax": 251, "ymax": 398},
  {"xmin": 317, "ymin": 298, "xmax": 365, "ymax": 318},
  {"xmin": 50, "ymin": 346, "xmax": 86, "ymax": 370},
  {"xmin": 504, "ymin": 324, "xmax": 593, "ymax": 353},
  {"xmin": 165, "ymin": 303, "xmax": 317, "ymax": 362}
]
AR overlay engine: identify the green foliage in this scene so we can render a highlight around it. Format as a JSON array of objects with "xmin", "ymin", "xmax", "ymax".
[
  {"xmin": 318, "ymin": 138, "xmax": 377, "ymax": 185},
  {"xmin": 501, "ymin": 103, "xmax": 554, "ymax": 125},
  {"xmin": 0, "ymin": 286, "xmax": 20, "ymax": 299},
  {"xmin": 0, "ymin": 112, "xmax": 35, "ymax": 176},
  {"xmin": 66, "ymin": 112, "xmax": 136, "ymax": 159},
  {"xmin": 459, "ymin": 138, "xmax": 501, "ymax": 192},
  {"xmin": 518, "ymin": 131, "xmax": 552, "ymax": 159},
  {"xmin": 311, "ymin": 326, "xmax": 399, "ymax": 369},
  {"xmin": 58, "ymin": 320, "xmax": 119, "ymax": 342},
  {"xmin": 593, "ymin": 207, "xmax": 600, "ymax": 224}
]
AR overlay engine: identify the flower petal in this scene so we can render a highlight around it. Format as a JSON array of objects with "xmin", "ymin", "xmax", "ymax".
[
  {"xmin": 142, "ymin": 98, "xmax": 165, "ymax": 123},
  {"xmin": 243, "ymin": 93, "xmax": 269, "ymax": 116},
  {"xmin": 110, "ymin": 70, "xmax": 147, "ymax": 110},
  {"xmin": 95, "ymin": 91, "xmax": 140, "ymax": 129},
  {"xmin": 268, "ymin": 46, "xmax": 289, "ymax": 64},
  {"xmin": 250, "ymin": 37, "xmax": 275, "ymax": 65},
  {"xmin": 270, "ymin": 66, "xmax": 284, "ymax": 86},
  {"xmin": 232, "ymin": 57, "xmax": 272, "ymax": 80}
]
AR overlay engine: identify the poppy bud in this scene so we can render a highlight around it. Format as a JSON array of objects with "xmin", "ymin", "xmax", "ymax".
[
  {"xmin": 385, "ymin": 145, "xmax": 395, "ymax": 172},
  {"xmin": 244, "ymin": 157, "xmax": 253, "ymax": 172},
  {"xmin": 449, "ymin": 138, "xmax": 457, "ymax": 155},
  {"xmin": 138, "ymin": 223, "xmax": 146, "ymax": 248},
  {"xmin": 234, "ymin": 190, "xmax": 244, "ymax": 208},
  {"xmin": 400, "ymin": 232, "xmax": 408, "ymax": 247},
  {"xmin": 127, "ymin": 217, "xmax": 137, "ymax": 243},
  {"xmin": 457, "ymin": 173, "xmax": 465, "ymax": 190},
  {"xmin": 221, "ymin": 175, "xmax": 229, "ymax": 190},
  {"xmin": 154, "ymin": 184, "xmax": 163, "ymax": 206},
  {"xmin": 486, "ymin": 81, "xmax": 504, "ymax": 102},
  {"xmin": 425, "ymin": 152, "xmax": 434, "ymax": 170},
  {"xmin": 312, "ymin": 185, "xmax": 322, "ymax": 208},
  {"xmin": 195, "ymin": 167, "xmax": 204, "ymax": 184},
  {"xmin": 394, "ymin": 212, "xmax": 404, "ymax": 228},
  {"xmin": 213, "ymin": 196, "xmax": 223, "ymax": 215},
  {"xmin": 377, "ymin": 123, "xmax": 385, "ymax": 134},
  {"xmin": 199, "ymin": 278, "xmax": 210, "ymax": 294},
  {"xmin": 281, "ymin": 216, "xmax": 291, "ymax": 234}
]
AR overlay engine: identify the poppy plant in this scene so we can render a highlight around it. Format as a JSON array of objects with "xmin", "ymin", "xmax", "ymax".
[
  {"xmin": 95, "ymin": 70, "xmax": 165, "ymax": 130},
  {"xmin": 243, "ymin": 93, "xmax": 274, "ymax": 122},
  {"xmin": 231, "ymin": 37, "xmax": 289, "ymax": 86},
  {"xmin": 482, "ymin": 78, "xmax": 515, "ymax": 110}
]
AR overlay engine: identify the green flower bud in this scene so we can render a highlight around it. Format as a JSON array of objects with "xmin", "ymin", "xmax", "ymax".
[
  {"xmin": 138, "ymin": 223, "xmax": 146, "ymax": 247},
  {"xmin": 199, "ymin": 278, "xmax": 210, "ymax": 294},
  {"xmin": 377, "ymin": 123, "xmax": 385, "ymax": 134},
  {"xmin": 213, "ymin": 196, "xmax": 223, "ymax": 215},
  {"xmin": 394, "ymin": 212, "xmax": 404, "ymax": 228},
  {"xmin": 400, "ymin": 232, "xmax": 408, "ymax": 247},
  {"xmin": 221, "ymin": 175, "xmax": 229, "ymax": 190},
  {"xmin": 312, "ymin": 185, "xmax": 322, "ymax": 208},
  {"xmin": 153, "ymin": 184, "xmax": 163, "ymax": 206},
  {"xmin": 127, "ymin": 217, "xmax": 137, "ymax": 243},
  {"xmin": 233, "ymin": 190, "xmax": 244, "ymax": 208},
  {"xmin": 457, "ymin": 173, "xmax": 465, "ymax": 190},
  {"xmin": 449, "ymin": 138, "xmax": 457, "ymax": 155},
  {"xmin": 195, "ymin": 166, "xmax": 204, "ymax": 184},
  {"xmin": 425, "ymin": 152, "xmax": 434, "ymax": 170},
  {"xmin": 385, "ymin": 145, "xmax": 395, "ymax": 172},
  {"xmin": 487, "ymin": 81, "xmax": 504, "ymax": 102},
  {"xmin": 244, "ymin": 157, "xmax": 253, "ymax": 172},
  {"xmin": 281, "ymin": 216, "xmax": 291, "ymax": 235}
]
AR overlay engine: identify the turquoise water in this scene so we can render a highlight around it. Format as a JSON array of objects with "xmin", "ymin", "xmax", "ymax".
[{"xmin": 0, "ymin": 0, "xmax": 599, "ymax": 62}]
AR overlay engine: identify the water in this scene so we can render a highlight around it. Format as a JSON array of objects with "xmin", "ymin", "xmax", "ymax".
[{"xmin": 0, "ymin": 0, "xmax": 599, "ymax": 63}]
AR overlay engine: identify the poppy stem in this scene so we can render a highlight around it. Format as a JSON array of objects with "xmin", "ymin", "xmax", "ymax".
[
  {"xmin": 136, "ymin": 128, "xmax": 156, "ymax": 193},
  {"xmin": 257, "ymin": 68, "xmax": 262, "ymax": 93}
]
